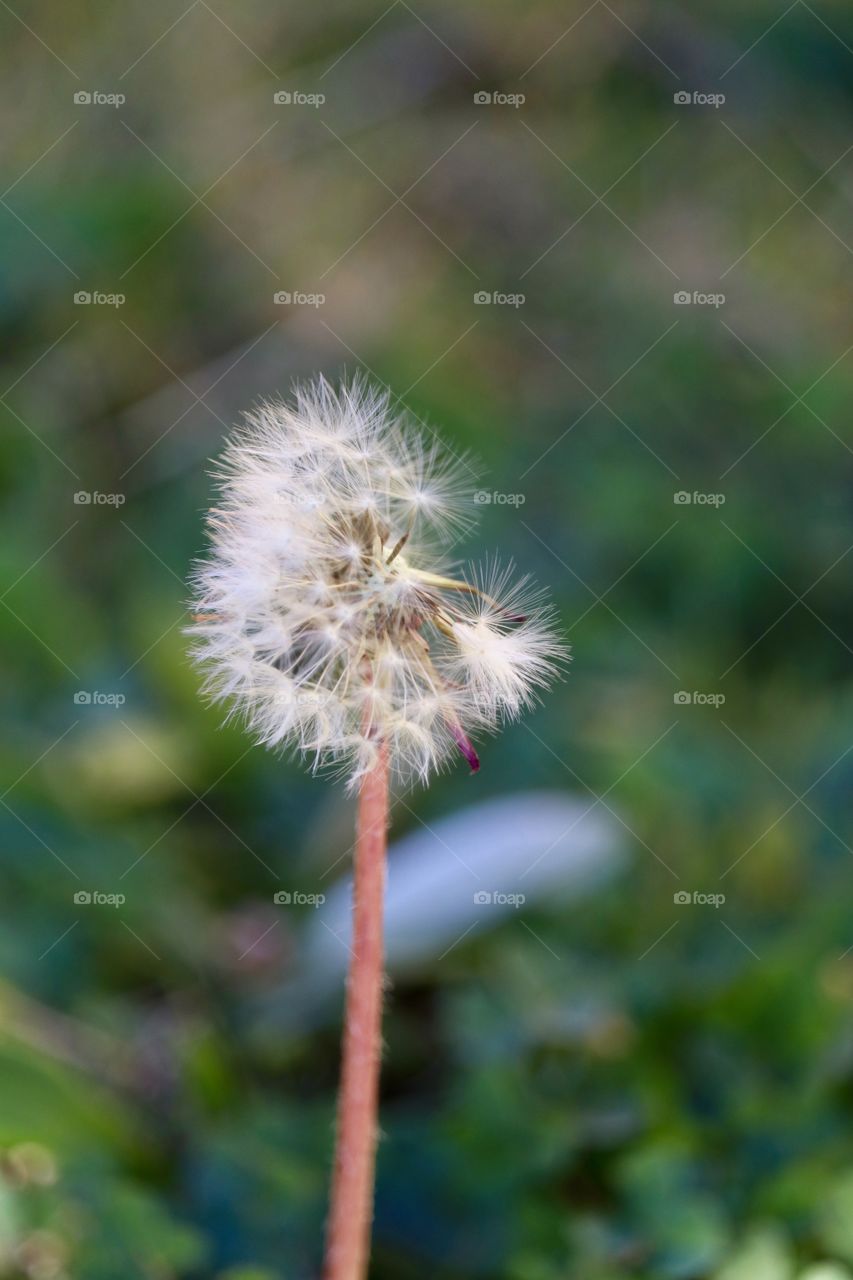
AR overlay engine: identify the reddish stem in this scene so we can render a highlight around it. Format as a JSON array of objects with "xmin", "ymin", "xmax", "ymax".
[{"xmin": 322, "ymin": 743, "xmax": 390, "ymax": 1280}]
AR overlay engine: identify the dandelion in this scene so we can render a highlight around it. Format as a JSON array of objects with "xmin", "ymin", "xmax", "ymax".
[{"xmin": 187, "ymin": 375, "xmax": 567, "ymax": 1280}]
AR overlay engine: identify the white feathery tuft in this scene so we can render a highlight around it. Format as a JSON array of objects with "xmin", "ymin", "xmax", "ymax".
[{"xmin": 187, "ymin": 375, "xmax": 567, "ymax": 787}]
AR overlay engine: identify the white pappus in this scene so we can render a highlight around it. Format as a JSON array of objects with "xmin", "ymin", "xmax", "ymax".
[{"xmin": 187, "ymin": 375, "xmax": 567, "ymax": 787}]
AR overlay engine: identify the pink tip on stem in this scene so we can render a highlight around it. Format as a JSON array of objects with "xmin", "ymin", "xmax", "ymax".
[{"xmin": 449, "ymin": 720, "xmax": 480, "ymax": 773}]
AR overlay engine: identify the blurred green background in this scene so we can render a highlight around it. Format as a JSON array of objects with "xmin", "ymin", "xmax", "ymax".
[{"xmin": 2, "ymin": 1, "xmax": 853, "ymax": 1276}]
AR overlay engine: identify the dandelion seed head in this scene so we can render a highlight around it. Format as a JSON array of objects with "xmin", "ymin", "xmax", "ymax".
[{"xmin": 188, "ymin": 375, "xmax": 567, "ymax": 787}]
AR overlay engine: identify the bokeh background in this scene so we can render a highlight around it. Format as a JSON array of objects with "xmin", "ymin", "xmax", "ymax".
[{"xmin": 2, "ymin": 1, "xmax": 853, "ymax": 1277}]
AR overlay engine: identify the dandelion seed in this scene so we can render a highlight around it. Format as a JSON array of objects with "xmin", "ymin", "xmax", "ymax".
[
  {"xmin": 187, "ymin": 373, "xmax": 568, "ymax": 1280},
  {"xmin": 188, "ymin": 375, "xmax": 567, "ymax": 788}
]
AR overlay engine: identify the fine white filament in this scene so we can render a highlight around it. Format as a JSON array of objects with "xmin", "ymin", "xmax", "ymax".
[{"xmin": 188, "ymin": 376, "xmax": 566, "ymax": 787}]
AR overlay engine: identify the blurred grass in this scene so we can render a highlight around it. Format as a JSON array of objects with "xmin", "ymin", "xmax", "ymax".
[{"xmin": 1, "ymin": 0, "xmax": 853, "ymax": 1276}]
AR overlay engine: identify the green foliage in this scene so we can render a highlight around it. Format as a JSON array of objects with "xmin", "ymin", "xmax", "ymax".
[{"xmin": 2, "ymin": 0, "xmax": 853, "ymax": 1275}]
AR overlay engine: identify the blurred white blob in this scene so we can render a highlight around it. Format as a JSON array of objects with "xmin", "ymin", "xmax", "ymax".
[
  {"xmin": 255, "ymin": 790, "xmax": 624, "ymax": 1032},
  {"xmin": 320, "ymin": 789, "xmax": 622, "ymax": 973}
]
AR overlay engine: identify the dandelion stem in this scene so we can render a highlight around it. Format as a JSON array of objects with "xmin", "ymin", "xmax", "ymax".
[{"xmin": 323, "ymin": 742, "xmax": 390, "ymax": 1280}]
